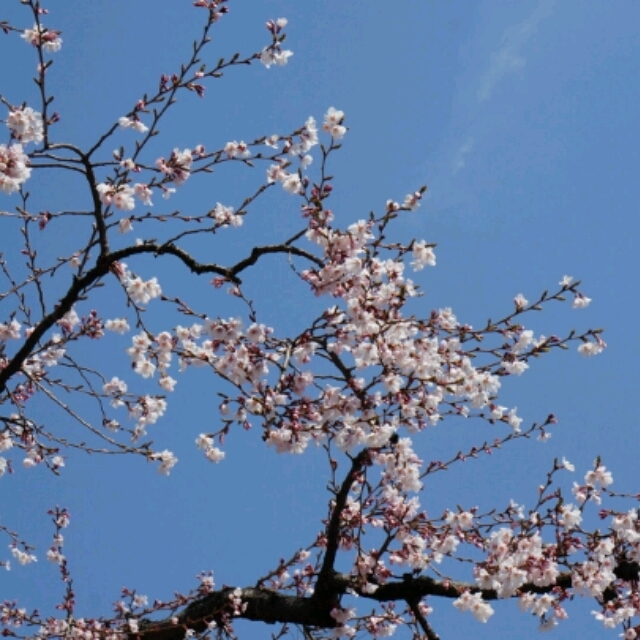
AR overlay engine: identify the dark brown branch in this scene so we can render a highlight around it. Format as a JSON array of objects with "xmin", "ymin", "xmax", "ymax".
[
  {"xmin": 132, "ymin": 560, "xmax": 640, "ymax": 638},
  {"xmin": 137, "ymin": 588, "xmax": 337, "ymax": 640},
  {"xmin": 0, "ymin": 240, "xmax": 314, "ymax": 394},
  {"xmin": 133, "ymin": 571, "xmax": 574, "ymax": 640},
  {"xmin": 0, "ymin": 262, "xmax": 111, "ymax": 394},
  {"xmin": 114, "ymin": 241, "xmax": 322, "ymax": 285},
  {"xmin": 407, "ymin": 599, "xmax": 439, "ymax": 640},
  {"xmin": 227, "ymin": 244, "xmax": 324, "ymax": 279},
  {"xmin": 332, "ymin": 571, "xmax": 574, "ymax": 602},
  {"xmin": 141, "ymin": 530, "xmax": 546, "ymax": 635},
  {"xmin": 314, "ymin": 449, "xmax": 370, "ymax": 600},
  {"xmin": 143, "ymin": 243, "xmax": 239, "ymax": 282}
]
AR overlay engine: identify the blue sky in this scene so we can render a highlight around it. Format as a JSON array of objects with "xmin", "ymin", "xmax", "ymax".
[{"xmin": 1, "ymin": 1, "xmax": 639, "ymax": 638}]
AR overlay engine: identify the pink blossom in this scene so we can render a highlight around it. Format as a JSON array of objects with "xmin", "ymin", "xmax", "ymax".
[
  {"xmin": 282, "ymin": 173, "xmax": 302, "ymax": 194},
  {"xmin": 134, "ymin": 183, "xmax": 153, "ymax": 206},
  {"xmin": 503, "ymin": 359, "xmax": 529, "ymax": 375},
  {"xmin": 411, "ymin": 241, "xmax": 436, "ymax": 270},
  {"xmin": 159, "ymin": 375, "xmax": 177, "ymax": 392},
  {"xmin": 211, "ymin": 202, "xmax": 242, "ymax": 227},
  {"xmin": 0, "ymin": 319, "xmax": 21, "ymax": 341},
  {"xmin": 507, "ymin": 408, "xmax": 523, "ymax": 432},
  {"xmin": 267, "ymin": 163, "xmax": 287, "ymax": 184},
  {"xmin": 573, "ymin": 293, "xmax": 592, "ymax": 309},
  {"xmin": 118, "ymin": 116, "xmax": 148, "ymax": 133},
  {"xmin": 585, "ymin": 464, "xmax": 613, "ymax": 488},
  {"xmin": 0, "ymin": 144, "xmax": 31, "ymax": 193},
  {"xmin": 96, "ymin": 183, "xmax": 135, "ymax": 211},
  {"xmin": 224, "ymin": 141, "xmax": 250, "ymax": 159},
  {"xmin": 578, "ymin": 341, "xmax": 604, "ymax": 356},
  {"xmin": 453, "ymin": 592, "xmax": 494, "ymax": 623},
  {"xmin": 559, "ymin": 504, "xmax": 582, "ymax": 530},
  {"xmin": 11, "ymin": 548, "xmax": 37, "ymax": 565},
  {"xmin": 205, "ymin": 447, "xmax": 225, "ymax": 463},
  {"xmin": 330, "ymin": 607, "xmax": 356, "ymax": 625},
  {"xmin": 260, "ymin": 48, "xmax": 293, "ymax": 68},
  {"xmin": 403, "ymin": 191, "xmax": 422, "ymax": 210},
  {"xmin": 21, "ymin": 24, "xmax": 62, "ymax": 52},
  {"xmin": 151, "ymin": 449, "xmax": 178, "ymax": 475},
  {"xmin": 118, "ymin": 218, "xmax": 134, "ymax": 233},
  {"xmin": 514, "ymin": 293, "xmax": 528, "ymax": 309},
  {"xmin": 156, "ymin": 148, "xmax": 193, "ymax": 186},
  {"xmin": 135, "ymin": 359, "xmax": 156, "ymax": 379},
  {"xmin": 196, "ymin": 434, "xmax": 213, "ymax": 450},
  {"xmin": 6, "ymin": 107, "xmax": 44, "ymax": 144},
  {"xmin": 445, "ymin": 510, "xmax": 474, "ymax": 530},
  {"xmin": 121, "ymin": 272, "xmax": 162, "ymax": 306},
  {"xmin": 322, "ymin": 107, "xmax": 346, "ymax": 139}
]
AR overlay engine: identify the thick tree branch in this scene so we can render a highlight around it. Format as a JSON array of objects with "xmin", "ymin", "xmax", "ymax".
[
  {"xmin": 0, "ymin": 262, "xmax": 111, "ymax": 394},
  {"xmin": 137, "ymin": 588, "xmax": 337, "ymax": 640},
  {"xmin": 332, "ymin": 571, "xmax": 573, "ymax": 603},
  {"xmin": 314, "ymin": 448, "xmax": 370, "ymax": 600},
  {"xmin": 132, "ymin": 568, "xmax": 583, "ymax": 639},
  {"xmin": 0, "ymin": 240, "xmax": 315, "ymax": 393}
]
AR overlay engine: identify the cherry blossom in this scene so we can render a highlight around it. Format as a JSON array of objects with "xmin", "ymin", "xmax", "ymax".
[
  {"xmin": 118, "ymin": 218, "xmax": 133, "ymax": 233},
  {"xmin": 404, "ymin": 191, "xmax": 423, "ymax": 210},
  {"xmin": 260, "ymin": 48, "xmax": 293, "ymax": 68},
  {"xmin": 119, "ymin": 269, "xmax": 162, "ymax": 305},
  {"xmin": 11, "ymin": 547, "xmax": 37, "ymax": 565},
  {"xmin": 118, "ymin": 116, "xmax": 149, "ymax": 133},
  {"xmin": 578, "ymin": 341, "xmax": 605, "ymax": 357},
  {"xmin": 0, "ymin": 3, "xmax": 622, "ymax": 640},
  {"xmin": 514, "ymin": 292, "xmax": 528, "ymax": 309},
  {"xmin": 453, "ymin": 592, "xmax": 495, "ymax": 623},
  {"xmin": 224, "ymin": 140, "xmax": 251, "ymax": 158},
  {"xmin": 155, "ymin": 148, "xmax": 193, "ymax": 186},
  {"xmin": 585, "ymin": 464, "xmax": 613, "ymax": 488},
  {"xmin": 573, "ymin": 293, "xmax": 592, "ymax": 308},
  {"xmin": 0, "ymin": 319, "xmax": 21, "ymax": 341},
  {"xmin": 323, "ymin": 107, "xmax": 347, "ymax": 139},
  {"xmin": 21, "ymin": 23, "xmax": 62, "ymax": 52},
  {"xmin": 96, "ymin": 183, "xmax": 135, "ymax": 211},
  {"xmin": 134, "ymin": 183, "xmax": 153, "ymax": 206},
  {"xmin": 410, "ymin": 240, "xmax": 436, "ymax": 270},
  {"xmin": 0, "ymin": 143, "xmax": 31, "ymax": 193},
  {"xmin": 211, "ymin": 202, "xmax": 242, "ymax": 227},
  {"xmin": 5, "ymin": 106, "xmax": 44, "ymax": 144}
]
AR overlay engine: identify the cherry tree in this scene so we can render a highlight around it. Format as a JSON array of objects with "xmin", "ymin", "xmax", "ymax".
[{"xmin": 0, "ymin": 2, "xmax": 637, "ymax": 640}]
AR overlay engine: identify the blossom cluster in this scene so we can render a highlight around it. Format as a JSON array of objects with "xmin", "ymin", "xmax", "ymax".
[
  {"xmin": 259, "ymin": 18, "xmax": 292, "ymax": 68},
  {"xmin": 0, "ymin": 4, "xmax": 619, "ymax": 638},
  {"xmin": 114, "ymin": 263, "xmax": 162, "ymax": 306},
  {"xmin": 21, "ymin": 23, "xmax": 62, "ymax": 52},
  {"xmin": 0, "ymin": 104, "xmax": 43, "ymax": 192},
  {"xmin": 0, "ymin": 143, "xmax": 31, "ymax": 194},
  {"xmin": 6, "ymin": 106, "xmax": 44, "ymax": 145},
  {"xmin": 266, "ymin": 115, "xmax": 319, "ymax": 193}
]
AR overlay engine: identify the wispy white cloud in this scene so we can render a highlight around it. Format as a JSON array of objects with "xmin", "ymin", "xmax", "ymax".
[
  {"xmin": 414, "ymin": 0, "xmax": 557, "ymax": 224},
  {"xmin": 477, "ymin": 0, "xmax": 555, "ymax": 102},
  {"xmin": 452, "ymin": 137, "xmax": 474, "ymax": 174}
]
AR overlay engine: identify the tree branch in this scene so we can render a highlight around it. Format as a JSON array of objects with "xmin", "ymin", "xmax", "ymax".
[
  {"xmin": 137, "ymin": 588, "xmax": 337, "ymax": 640},
  {"xmin": 227, "ymin": 243, "xmax": 324, "ymax": 280},
  {"xmin": 133, "ymin": 569, "xmax": 577, "ymax": 639},
  {"xmin": 332, "ymin": 571, "xmax": 575, "ymax": 602},
  {"xmin": 314, "ymin": 448, "xmax": 370, "ymax": 601},
  {"xmin": 407, "ymin": 599, "xmax": 439, "ymax": 640}
]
